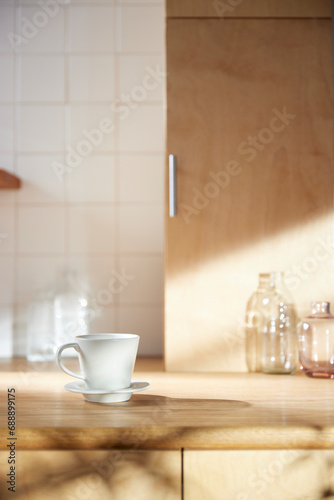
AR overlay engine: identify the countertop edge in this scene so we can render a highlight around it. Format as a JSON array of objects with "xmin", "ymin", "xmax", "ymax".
[{"xmin": 2, "ymin": 426, "xmax": 334, "ymax": 451}]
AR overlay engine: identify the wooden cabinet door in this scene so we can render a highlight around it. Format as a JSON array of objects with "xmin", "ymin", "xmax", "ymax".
[
  {"xmin": 184, "ymin": 450, "xmax": 334, "ymax": 500},
  {"xmin": 0, "ymin": 450, "xmax": 181, "ymax": 500},
  {"xmin": 165, "ymin": 16, "xmax": 334, "ymax": 371},
  {"xmin": 167, "ymin": 0, "xmax": 331, "ymax": 18}
]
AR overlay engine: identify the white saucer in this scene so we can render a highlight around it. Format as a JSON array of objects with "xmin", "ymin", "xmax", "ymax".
[{"xmin": 64, "ymin": 380, "xmax": 150, "ymax": 403}]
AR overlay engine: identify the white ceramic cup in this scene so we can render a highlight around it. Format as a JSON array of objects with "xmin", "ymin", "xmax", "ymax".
[{"xmin": 56, "ymin": 333, "xmax": 139, "ymax": 391}]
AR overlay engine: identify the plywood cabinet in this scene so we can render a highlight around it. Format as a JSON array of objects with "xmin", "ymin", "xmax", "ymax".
[
  {"xmin": 184, "ymin": 450, "xmax": 334, "ymax": 500},
  {"xmin": 3, "ymin": 448, "xmax": 334, "ymax": 500},
  {"xmin": 165, "ymin": 0, "xmax": 334, "ymax": 371},
  {"xmin": 0, "ymin": 450, "xmax": 181, "ymax": 500},
  {"xmin": 3, "ymin": 448, "xmax": 333, "ymax": 500}
]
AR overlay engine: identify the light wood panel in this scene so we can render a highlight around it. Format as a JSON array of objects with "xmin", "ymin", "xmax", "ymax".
[
  {"xmin": 167, "ymin": 0, "xmax": 332, "ymax": 18},
  {"xmin": 0, "ymin": 450, "xmax": 181, "ymax": 500},
  {"xmin": 0, "ymin": 356, "xmax": 164, "ymax": 372},
  {"xmin": 184, "ymin": 450, "xmax": 334, "ymax": 500},
  {"xmin": 165, "ymin": 17, "xmax": 334, "ymax": 372},
  {"xmin": 2, "ymin": 360, "xmax": 334, "ymax": 450}
]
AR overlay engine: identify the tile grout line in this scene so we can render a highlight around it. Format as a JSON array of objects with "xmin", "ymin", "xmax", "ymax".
[
  {"xmin": 113, "ymin": 3, "xmax": 120, "ymax": 333},
  {"xmin": 12, "ymin": 0, "xmax": 20, "ymax": 356},
  {"xmin": 0, "ymin": 52, "xmax": 164, "ymax": 57},
  {"xmin": 63, "ymin": 1, "xmax": 70, "ymax": 269},
  {"xmin": 4, "ymin": 100, "xmax": 164, "ymax": 106}
]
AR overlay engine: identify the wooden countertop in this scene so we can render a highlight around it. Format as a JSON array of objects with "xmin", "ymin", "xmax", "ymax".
[{"xmin": 1, "ymin": 358, "xmax": 334, "ymax": 451}]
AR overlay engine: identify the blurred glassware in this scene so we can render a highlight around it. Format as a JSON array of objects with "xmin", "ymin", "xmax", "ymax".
[
  {"xmin": 26, "ymin": 289, "xmax": 55, "ymax": 362},
  {"xmin": 298, "ymin": 301, "xmax": 334, "ymax": 379},
  {"xmin": 245, "ymin": 272, "xmax": 298, "ymax": 374},
  {"xmin": 54, "ymin": 269, "xmax": 92, "ymax": 356}
]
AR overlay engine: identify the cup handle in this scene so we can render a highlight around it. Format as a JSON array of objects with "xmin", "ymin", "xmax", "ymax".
[{"xmin": 56, "ymin": 342, "xmax": 85, "ymax": 380}]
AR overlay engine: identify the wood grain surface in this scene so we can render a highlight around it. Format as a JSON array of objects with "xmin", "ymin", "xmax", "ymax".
[
  {"xmin": 184, "ymin": 450, "xmax": 334, "ymax": 500},
  {"xmin": 167, "ymin": 0, "xmax": 332, "ymax": 18},
  {"xmin": 1, "ymin": 359, "xmax": 334, "ymax": 450},
  {"xmin": 165, "ymin": 16, "xmax": 334, "ymax": 372},
  {"xmin": 0, "ymin": 450, "xmax": 181, "ymax": 500}
]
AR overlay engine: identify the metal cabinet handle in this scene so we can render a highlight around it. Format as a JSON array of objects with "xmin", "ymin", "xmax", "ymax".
[{"xmin": 169, "ymin": 154, "xmax": 177, "ymax": 217}]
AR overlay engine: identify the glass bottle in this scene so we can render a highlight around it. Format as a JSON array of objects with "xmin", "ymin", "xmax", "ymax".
[
  {"xmin": 53, "ymin": 270, "xmax": 91, "ymax": 355},
  {"xmin": 298, "ymin": 301, "xmax": 334, "ymax": 379},
  {"xmin": 26, "ymin": 289, "xmax": 55, "ymax": 362},
  {"xmin": 245, "ymin": 272, "xmax": 298, "ymax": 374}
]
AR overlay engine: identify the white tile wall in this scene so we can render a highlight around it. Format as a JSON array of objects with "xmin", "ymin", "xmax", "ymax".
[
  {"xmin": 69, "ymin": 55, "xmax": 115, "ymax": 102},
  {"xmin": 68, "ymin": 6, "xmax": 116, "ymax": 53},
  {"xmin": 0, "ymin": 206, "xmax": 15, "ymax": 254},
  {"xmin": 17, "ymin": 155, "xmax": 65, "ymax": 203},
  {"xmin": 118, "ymin": 54, "xmax": 165, "ymax": 102},
  {"xmin": 0, "ymin": 7, "xmax": 15, "ymax": 52},
  {"xmin": 17, "ymin": 256, "xmax": 65, "ymax": 303},
  {"xmin": 119, "ymin": 104, "xmax": 164, "ymax": 151},
  {"xmin": 68, "ymin": 255, "xmax": 116, "ymax": 293},
  {"xmin": 19, "ymin": 105, "xmax": 65, "ymax": 152},
  {"xmin": 19, "ymin": 6, "xmax": 65, "ymax": 53},
  {"xmin": 68, "ymin": 205, "xmax": 115, "ymax": 253},
  {"xmin": 69, "ymin": 105, "xmax": 116, "ymax": 152},
  {"xmin": 119, "ymin": 154, "xmax": 164, "ymax": 203},
  {"xmin": 0, "ymin": 257, "xmax": 14, "ymax": 305},
  {"xmin": 0, "ymin": 55, "xmax": 15, "ymax": 102},
  {"xmin": 0, "ymin": 306, "xmax": 13, "ymax": 357},
  {"xmin": 119, "ymin": 305, "xmax": 163, "ymax": 355},
  {"xmin": 0, "ymin": 155, "xmax": 15, "ymax": 205},
  {"xmin": 89, "ymin": 306, "xmax": 115, "ymax": 335},
  {"xmin": 119, "ymin": 205, "xmax": 163, "ymax": 253},
  {"xmin": 116, "ymin": 6, "xmax": 164, "ymax": 52},
  {"xmin": 0, "ymin": 0, "xmax": 165, "ymax": 357},
  {"xmin": 119, "ymin": 255, "xmax": 163, "ymax": 305},
  {"xmin": 67, "ymin": 155, "xmax": 116, "ymax": 203},
  {"xmin": 0, "ymin": 105, "xmax": 14, "ymax": 151},
  {"xmin": 18, "ymin": 206, "xmax": 66, "ymax": 253},
  {"xmin": 19, "ymin": 55, "xmax": 65, "ymax": 102}
]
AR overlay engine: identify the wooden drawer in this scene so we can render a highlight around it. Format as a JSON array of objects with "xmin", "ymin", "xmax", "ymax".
[
  {"xmin": 184, "ymin": 450, "xmax": 334, "ymax": 500},
  {"xmin": 0, "ymin": 450, "xmax": 181, "ymax": 500}
]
